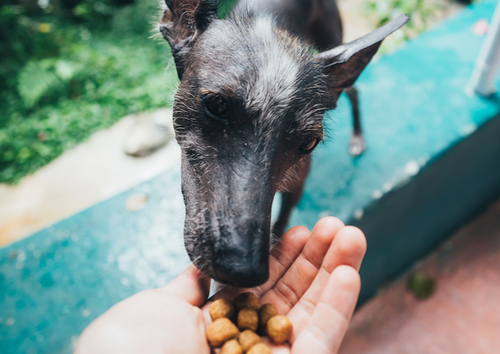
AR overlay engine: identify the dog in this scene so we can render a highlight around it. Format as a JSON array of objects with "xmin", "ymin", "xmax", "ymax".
[{"xmin": 159, "ymin": 0, "xmax": 408, "ymax": 287}]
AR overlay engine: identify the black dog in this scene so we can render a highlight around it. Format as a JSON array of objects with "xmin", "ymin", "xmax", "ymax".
[{"xmin": 159, "ymin": 0, "xmax": 407, "ymax": 287}]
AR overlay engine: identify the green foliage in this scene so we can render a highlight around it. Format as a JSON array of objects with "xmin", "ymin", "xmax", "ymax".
[
  {"xmin": 0, "ymin": 0, "xmax": 179, "ymax": 184},
  {"xmin": 18, "ymin": 59, "xmax": 61, "ymax": 107},
  {"xmin": 363, "ymin": 0, "xmax": 445, "ymax": 54}
]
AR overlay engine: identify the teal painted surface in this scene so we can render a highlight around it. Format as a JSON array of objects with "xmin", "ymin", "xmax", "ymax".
[
  {"xmin": 2, "ymin": 1, "xmax": 500, "ymax": 352},
  {"xmin": 0, "ymin": 169, "xmax": 190, "ymax": 353},
  {"xmin": 292, "ymin": 1, "xmax": 499, "ymax": 226},
  {"xmin": 354, "ymin": 112, "xmax": 500, "ymax": 303}
]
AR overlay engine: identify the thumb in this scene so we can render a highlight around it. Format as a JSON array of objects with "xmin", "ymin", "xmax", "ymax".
[{"xmin": 160, "ymin": 263, "xmax": 211, "ymax": 307}]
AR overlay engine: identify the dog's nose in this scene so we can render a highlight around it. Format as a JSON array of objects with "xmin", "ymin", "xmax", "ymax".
[{"xmin": 212, "ymin": 251, "xmax": 269, "ymax": 288}]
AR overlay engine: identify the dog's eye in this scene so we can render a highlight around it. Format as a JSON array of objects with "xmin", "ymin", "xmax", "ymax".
[
  {"xmin": 299, "ymin": 137, "xmax": 319, "ymax": 154},
  {"xmin": 203, "ymin": 94, "xmax": 229, "ymax": 120}
]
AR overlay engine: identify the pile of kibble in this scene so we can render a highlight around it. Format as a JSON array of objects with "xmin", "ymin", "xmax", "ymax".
[{"xmin": 206, "ymin": 292, "xmax": 293, "ymax": 354}]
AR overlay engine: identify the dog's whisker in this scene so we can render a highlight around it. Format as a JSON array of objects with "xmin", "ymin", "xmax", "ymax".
[{"xmin": 271, "ymin": 241, "xmax": 305, "ymax": 259}]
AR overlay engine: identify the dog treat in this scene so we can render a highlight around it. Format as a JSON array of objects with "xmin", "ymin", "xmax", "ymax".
[
  {"xmin": 206, "ymin": 318, "xmax": 240, "ymax": 348},
  {"xmin": 220, "ymin": 339, "xmax": 243, "ymax": 354},
  {"xmin": 239, "ymin": 330, "xmax": 262, "ymax": 352},
  {"xmin": 205, "ymin": 297, "xmax": 293, "ymax": 350},
  {"xmin": 233, "ymin": 292, "xmax": 260, "ymax": 312},
  {"xmin": 210, "ymin": 299, "xmax": 236, "ymax": 321},
  {"xmin": 237, "ymin": 308, "xmax": 259, "ymax": 332},
  {"xmin": 247, "ymin": 343, "xmax": 272, "ymax": 354},
  {"xmin": 266, "ymin": 315, "xmax": 293, "ymax": 344},
  {"xmin": 258, "ymin": 303, "xmax": 278, "ymax": 334}
]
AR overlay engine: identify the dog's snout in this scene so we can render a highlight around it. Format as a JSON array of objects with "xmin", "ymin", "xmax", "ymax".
[{"xmin": 212, "ymin": 247, "xmax": 269, "ymax": 288}]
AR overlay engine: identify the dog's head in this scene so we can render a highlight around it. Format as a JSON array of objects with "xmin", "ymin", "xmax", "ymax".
[{"xmin": 159, "ymin": 0, "xmax": 407, "ymax": 287}]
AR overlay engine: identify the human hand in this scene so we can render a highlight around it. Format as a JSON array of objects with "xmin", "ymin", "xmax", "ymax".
[{"xmin": 75, "ymin": 217, "xmax": 366, "ymax": 354}]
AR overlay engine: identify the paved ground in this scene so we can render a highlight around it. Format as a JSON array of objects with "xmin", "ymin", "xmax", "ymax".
[
  {"xmin": 0, "ymin": 109, "xmax": 180, "ymax": 247},
  {"xmin": 340, "ymin": 198, "xmax": 500, "ymax": 354}
]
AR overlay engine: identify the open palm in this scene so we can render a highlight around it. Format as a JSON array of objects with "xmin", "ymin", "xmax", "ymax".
[{"xmin": 75, "ymin": 217, "xmax": 366, "ymax": 354}]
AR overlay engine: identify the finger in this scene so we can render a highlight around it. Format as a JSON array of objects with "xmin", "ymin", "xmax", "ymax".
[
  {"xmin": 208, "ymin": 225, "xmax": 311, "ymax": 302},
  {"xmin": 258, "ymin": 217, "xmax": 345, "ymax": 315},
  {"xmin": 321, "ymin": 226, "xmax": 366, "ymax": 272},
  {"xmin": 160, "ymin": 264, "xmax": 211, "ymax": 307},
  {"xmin": 291, "ymin": 266, "xmax": 360, "ymax": 354},
  {"xmin": 287, "ymin": 226, "xmax": 366, "ymax": 339},
  {"xmin": 261, "ymin": 337, "xmax": 291, "ymax": 354}
]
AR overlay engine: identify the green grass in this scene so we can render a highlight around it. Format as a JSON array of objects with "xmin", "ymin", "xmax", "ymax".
[{"xmin": 0, "ymin": 0, "xmax": 178, "ymax": 184}]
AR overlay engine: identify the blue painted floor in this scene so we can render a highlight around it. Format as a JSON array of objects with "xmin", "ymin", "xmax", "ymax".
[{"xmin": 2, "ymin": 1, "xmax": 500, "ymax": 353}]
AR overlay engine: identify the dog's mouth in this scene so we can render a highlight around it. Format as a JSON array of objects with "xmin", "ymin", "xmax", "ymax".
[
  {"xmin": 181, "ymin": 176, "xmax": 274, "ymax": 288},
  {"xmin": 186, "ymin": 241, "xmax": 271, "ymax": 288},
  {"xmin": 184, "ymin": 217, "xmax": 272, "ymax": 287}
]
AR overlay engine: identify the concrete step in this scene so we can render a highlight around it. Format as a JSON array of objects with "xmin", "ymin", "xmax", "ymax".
[{"xmin": 0, "ymin": 109, "xmax": 179, "ymax": 247}]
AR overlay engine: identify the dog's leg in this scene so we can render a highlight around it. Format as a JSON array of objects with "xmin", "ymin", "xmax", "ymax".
[
  {"xmin": 273, "ymin": 156, "xmax": 311, "ymax": 238},
  {"xmin": 345, "ymin": 86, "xmax": 366, "ymax": 157}
]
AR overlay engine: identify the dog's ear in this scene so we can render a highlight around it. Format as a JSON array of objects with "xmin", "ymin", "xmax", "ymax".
[
  {"xmin": 160, "ymin": 0, "xmax": 218, "ymax": 79},
  {"xmin": 316, "ymin": 14, "xmax": 409, "ymax": 105}
]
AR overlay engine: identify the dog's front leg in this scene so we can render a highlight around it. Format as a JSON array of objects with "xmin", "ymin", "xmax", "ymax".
[{"xmin": 272, "ymin": 155, "xmax": 311, "ymax": 239}]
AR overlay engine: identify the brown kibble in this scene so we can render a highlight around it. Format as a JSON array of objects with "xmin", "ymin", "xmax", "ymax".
[
  {"xmin": 237, "ymin": 308, "xmax": 258, "ymax": 332},
  {"xmin": 210, "ymin": 299, "xmax": 236, "ymax": 321},
  {"xmin": 258, "ymin": 303, "xmax": 278, "ymax": 334},
  {"xmin": 247, "ymin": 343, "xmax": 272, "ymax": 354},
  {"xmin": 206, "ymin": 318, "xmax": 240, "ymax": 348},
  {"xmin": 220, "ymin": 339, "xmax": 243, "ymax": 354},
  {"xmin": 233, "ymin": 292, "xmax": 260, "ymax": 311},
  {"xmin": 267, "ymin": 315, "xmax": 293, "ymax": 344},
  {"xmin": 238, "ymin": 330, "xmax": 262, "ymax": 352}
]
